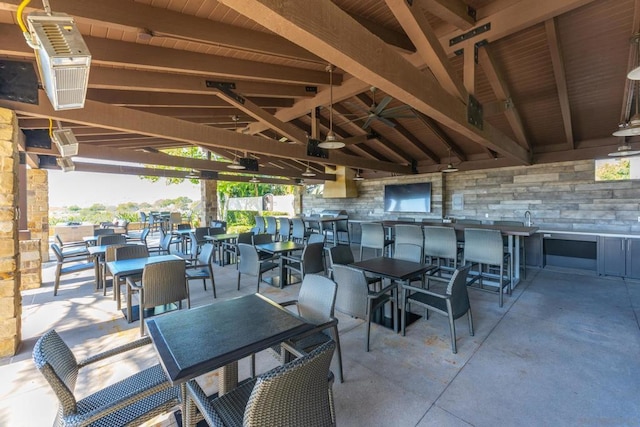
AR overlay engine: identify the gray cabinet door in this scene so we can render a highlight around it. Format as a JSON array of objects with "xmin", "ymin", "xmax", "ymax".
[
  {"xmin": 601, "ymin": 237, "xmax": 625, "ymax": 277},
  {"xmin": 626, "ymin": 238, "xmax": 640, "ymax": 279}
]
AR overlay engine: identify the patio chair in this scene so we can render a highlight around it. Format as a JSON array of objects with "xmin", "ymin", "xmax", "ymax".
[
  {"xmin": 126, "ymin": 227, "xmax": 150, "ymax": 246},
  {"xmin": 327, "ymin": 244, "xmax": 380, "ymax": 286},
  {"xmin": 278, "ymin": 217, "xmax": 291, "ymax": 242},
  {"xmin": 54, "ymin": 234, "xmax": 87, "ymax": 253},
  {"xmin": 186, "ymin": 340, "xmax": 336, "ymax": 427},
  {"xmin": 271, "ymin": 274, "xmax": 343, "ymax": 383},
  {"xmin": 222, "ymin": 231, "xmax": 253, "ymax": 267},
  {"xmin": 97, "ymin": 234, "xmax": 126, "ymax": 246},
  {"xmin": 252, "ymin": 232, "xmax": 277, "ymax": 261},
  {"xmin": 282, "ymin": 242, "xmax": 325, "ymax": 283},
  {"xmin": 33, "ymin": 329, "xmax": 179, "ymax": 427},
  {"xmin": 291, "ymin": 217, "xmax": 309, "ymax": 243},
  {"xmin": 113, "ymin": 245, "xmax": 149, "ymax": 304},
  {"xmin": 464, "ymin": 228, "xmax": 512, "ymax": 307},
  {"xmin": 394, "ymin": 224, "xmax": 424, "ymax": 260},
  {"xmin": 237, "ymin": 243, "xmax": 278, "ymax": 293},
  {"xmin": 254, "ymin": 215, "xmax": 266, "ymax": 234},
  {"xmin": 186, "ymin": 242, "xmax": 217, "ymax": 298},
  {"xmin": 401, "ymin": 264, "xmax": 474, "ymax": 354},
  {"xmin": 139, "ymin": 211, "xmax": 148, "ymax": 228},
  {"xmin": 265, "ymin": 216, "xmax": 278, "ymax": 238},
  {"xmin": 127, "ymin": 259, "xmax": 190, "ymax": 336},
  {"xmin": 50, "ymin": 243, "xmax": 94, "ymax": 296},
  {"xmin": 359, "ymin": 222, "xmax": 394, "ymax": 260},
  {"xmin": 332, "ymin": 264, "xmax": 396, "ymax": 352},
  {"xmin": 93, "ymin": 228, "xmax": 115, "ymax": 237},
  {"xmin": 423, "ymin": 226, "xmax": 460, "ymax": 279},
  {"xmin": 148, "ymin": 232, "xmax": 173, "ymax": 256}
]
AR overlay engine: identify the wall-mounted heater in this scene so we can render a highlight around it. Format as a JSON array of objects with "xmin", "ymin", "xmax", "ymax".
[
  {"xmin": 51, "ymin": 128, "xmax": 79, "ymax": 157},
  {"xmin": 26, "ymin": 12, "xmax": 91, "ymax": 110},
  {"xmin": 56, "ymin": 156, "xmax": 74, "ymax": 172}
]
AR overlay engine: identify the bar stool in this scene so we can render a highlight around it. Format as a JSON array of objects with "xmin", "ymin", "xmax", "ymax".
[{"xmin": 463, "ymin": 228, "xmax": 512, "ymax": 307}]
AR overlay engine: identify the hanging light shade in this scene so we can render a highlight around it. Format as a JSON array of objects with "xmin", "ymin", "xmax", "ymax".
[
  {"xmin": 441, "ymin": 147, "xmax": 458, "ymax": 173},
  {"xmin": 628, "ymin": 34, "xmax": 640, "ymax": 80},
  {"xmin": 608, "ymin": 139, "xmax": 640, "ymax": 157},
  {"xmin": 318, "ymin": 64, "xmax": 345, "ymax": 149},
  {"xmin": 613, "ymin": 114, "xmax": 640, "ymax": 136},
  {"xmin": 249, "ymin": 176, "xmax": 260, "ymax": 183},
  {"xmin": 301, "ymin": 163, "xmax": 316, "ymax": 177},
  {"xmin": 227, "ymin": 156, "xmax": 245, "ymax": 170},
  {"xmin": 353, "ymin": 170, "xmax": 364, "ymax": 181}
]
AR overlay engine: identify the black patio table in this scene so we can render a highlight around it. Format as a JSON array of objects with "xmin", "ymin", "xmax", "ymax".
[
  {"xmin": 146, "ymin": 293, "xmax": 313, "ymax": 427},
  {"xmin": 254, "ymin": 240, "xmax": 306, "ymax": 288},
  {"xmin": 350, "ymin": 256, "xmax": 437, "ymax": 332},
  {"xmin": 204, "ymin": 233, "xmax": 239, "ymax": 265}
]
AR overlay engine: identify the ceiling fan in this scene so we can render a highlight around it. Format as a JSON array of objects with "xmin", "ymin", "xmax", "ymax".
[{"xmin": 343, "ymin": 87, "xmax": 415, "ymax": 129}]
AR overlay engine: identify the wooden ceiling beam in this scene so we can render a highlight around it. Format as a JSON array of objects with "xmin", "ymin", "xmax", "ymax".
[
  {"xmin": 2, "ymin": 92, "xmax": 409, "ymax": 174},
  {"xmin": 0, "ymin": 25, "xmax": 336, "ymax": 86},
  {"xmin": 439, "ymin": 0, "xmax": 597, "ymax": 56},
  {"xmin": 0, "ymin": 0, "xmax": 322, "ymax": 63},
  {"xmin": 212, "ymin": 88, "xmax": 309, "ymax": 145},
  {"xmin": 219, "ymin": 0, "xmax": 530, "ymax": 165},
  {"xmin": 86, "ymin": 67, "xmax": 317, "ymax": 98},
  {"xmin": 125, "ymin": 107, "xmax": 274, "ymax": 118},
  {"xmin": 413, "ymin": 110, "xmax": 464, "ymax": 160},
  {"xmin": 544, "ymin": 19, "xmax": 574, "ymax": 150},
  {"xmin": 421, "ymin": 0, "xmax": 476, "ymax": 31},
  {"xmin": 386, "ymin": 0, "xmax": 468, "ymax": 100},
  {"xmin": 85, "ymin": 89, "xmax": 294, "ymax": 109},
  {"xmin": 478, "ymin": 45, "xmax": 531, "ymax": 151}
]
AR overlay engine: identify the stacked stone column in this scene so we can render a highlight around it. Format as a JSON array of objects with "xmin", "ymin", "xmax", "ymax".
[{"xmin": 200, "ymin": 179, "xmax": 218, "ymax": 226}]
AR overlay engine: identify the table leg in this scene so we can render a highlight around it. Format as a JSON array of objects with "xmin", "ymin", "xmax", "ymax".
[
  {"xmin": 279, "ymin": 255, "xmax": 287, "ymax": 288},
  {"xmin": 219, "ymin": 362, "xmax": 238, "ymax": 395},
  {"xmin": 180, "ymin": 383, "xmax": 189, "ymax": 427},
  {"xmin": 93, "ymin": 255, "xmax": 101, "ymax": 291}
]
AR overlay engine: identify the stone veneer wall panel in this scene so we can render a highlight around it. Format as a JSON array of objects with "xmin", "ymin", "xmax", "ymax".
[
  {"xmin": 27, "ymin": 169, "xmax": 49, "ymax": 262},
  {"xmin": 19, "ymin": 239, "xmax": 41, "ymax": 290},
  {"xmin": 303, "ymin": 160, "xmax": 640, "ymax": 234},
  {"xmin": 201, "ymin": 179, "xmax": 218, "ymax": 225},
  {"xmin": 0, "ymin": 108, "xmax": 20, "ymax": 357}
]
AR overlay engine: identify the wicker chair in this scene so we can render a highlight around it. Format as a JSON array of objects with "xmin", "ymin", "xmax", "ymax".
[
  {"xmin": 54, "ymin": 234, "xmax": 87, "ymax": 253},
  {"xmin": 186, "ymin": 340, "xmax": 336, "ymax": 427},
  {"xmin": 113, "ymin": 245, "xmax": 150, "ymax": 308},
  {"xmin": 33, "ymin": 329, "xmax": 179, "ymax": 427},
  {"xmin": 102, "ymin": 243, "xmax": 127, "ymax": 296},
  {"xmin": 271, "ymin": 274, "xmax": 343, "ymax": 383},
  {"xmin": 400, "ymin": 265, "xmax": 474, "ymax": 353},
  {"xmin": 186, "ymin": 242, "xmax": 216, "ymax": 298},
  {"xmin": 237, "ymin": 243, "xmax": 278, "ymax": 293},
  {"xmin": 127, "ymin": 259, "xmax": 190, "ymax": 336},
  {"xmin": 463, "ymin": 228, "xmax": 512, "ymax": 307},
  {"xmin": 332, "ymin": 264, "xmax": 396, "ymax": 352},
  {"xmin": 97, "ymin": 234, "xmax": 127, "ymax": 246},
  {"xmin": 50, "ymin": 243, "xmax": 94, "ymax": 296}
]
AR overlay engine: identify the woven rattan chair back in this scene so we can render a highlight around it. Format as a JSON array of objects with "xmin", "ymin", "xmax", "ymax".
[
  {"xmin": 116, "ymin": 244, "xmax": 149, "ymax": 260},
  {"xmin": 97, "ymin": 234, "xmax": 126, "ymax": 246},
  {"xmin": 141, "ymin": 259, "xmax": 188, "ymax": 309}
]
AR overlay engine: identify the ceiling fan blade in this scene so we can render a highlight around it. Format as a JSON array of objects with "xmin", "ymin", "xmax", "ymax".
[
  {"xmin": 377, "ymin": 116, "xmax": 397, "ymax": 128},
  {"xmin": 373, "ymin": 96, "xmax": 392, "ymax": 115},
  {"xmin": 361, "ymin": 116, "xmax": 375, "ymax": 130},
  {"xmin": 342, "ymin": 134, "xmax": 369, "ymax": 145},
  {"xmin": 380, "ymin": 105, "xmax": 413, "ymax": 117}
]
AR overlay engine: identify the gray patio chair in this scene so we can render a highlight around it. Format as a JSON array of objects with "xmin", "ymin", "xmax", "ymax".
[
  {"xmin": 265, "ymin": 216, "xmax": 278, "ymax": 238},
  {"xmin": 93, "ymin": 228, "xmax": 115, "ymax": 237},
  {"xmin": 54, "ymin": 234, "xmax": 87, "ymax": 252},
  {"xmin": 113, "ymin": 245, "xmax": 149, "ymax": 304},
  {"xmin": 223, "ymin": 231, "xmax": 253, "ymax": 267},
  {"xmin": 102, "ymin": 243, "xmax": 127, "ymax": 296},
  {"xmin": 278, "ymin": 217, "xmax": 291, "ymax": 242},
  {"xmin": 127, "ymin": 259, "xmax": 190, "ymax": 336},
  {"xmin": 50, "ymin": 243, "xmax": 94, "ymax": 296},
  {"xmin": 291, "ymin": 217, "xmax": 309, "ymax": 243},
  {"xmin": 394, "ymin": 224, "xmax": 424, "ymax": 260},
  {"xmin": 283, "ymin": 242, "xmax": 325, "ymax": 283},
  {"xmin": 33, "ymin": 329, "xmax": 179, "ymax": 427},
  {"xmin": 423, "ymin": 225, "xmax": 460, "ymax": 279},
  {"xmin": 186, "ymin": 340, "xmax": 336, "ymax": 427},
  {"xmin": 97, "ymin": 233, "xmax": 127, "ymax": 246},
  {"xmin": 186, "ymin": 242, "xmax": 217, "ymax": 299},
  {"xmin": 401, "ymin": 264, "xmax": 474, "ymax": 354},
  {"xmin": 332, "ymin": 264, "xmax": 396, "ymax": 352},
  {"xmin": 359, "ymin": 222, "xmax": 394, "ymax": 260},
  {"xmin": 237, "ymin": 243, "xmax": 278, "ymax": 293},
  {"xmin": 254, "ymin": 215, "xmax": 266, "ymax": 233},
  {"xmin": 147, "ymin": 232, "xmax": 173, "ymax": 256},
  {"xmin": 393, "ymin": 243, "xmax": 426, "ymax": 286},
  {"xmin": 327, "ymin": 244, "xmax": 380, "ymax": 286},
  {"xmin": 126, "ymin": 227, "xmax": 150, "ymax": 246},
  {"xmin": 269, "ymin": 274, "xmax": 343, "ymax": 382},
  {"xmin": 463, "ymin": 228, "xmax": 512, "ymax": 307}
]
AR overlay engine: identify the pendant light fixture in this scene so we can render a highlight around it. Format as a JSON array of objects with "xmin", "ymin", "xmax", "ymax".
[
  {"xmin": 227, "ymin": 115, "xmax": 246, "ymax": 169},
  {"xmin": 249, "ymin": 176, "xmax": 260, "ymax": 183},
  {"xmin": 627, "ymin": 34, "xmax": 640, "ymax": 80},
  {"xmin": 442, "ymin": 147, "xmax": 459, "ymax": 173},
  {"xmin": 318, "ymin": 64, "xmax": 345, "ymax": 149},
  {"xmin": 353, "ymin": 169, "xmax": 364, "ymax": 181},
  {"xmin": 609, "ymin": 137, "xmax": 640, "ymax": 157},
  {"xmin": 301, "ymin": 161, "xmax": 316, "ymax": 177}
]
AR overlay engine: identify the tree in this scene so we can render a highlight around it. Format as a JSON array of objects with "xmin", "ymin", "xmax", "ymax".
[{"xmin": 596, "ymin": 159, "xmax": 630, "ymax": 181}]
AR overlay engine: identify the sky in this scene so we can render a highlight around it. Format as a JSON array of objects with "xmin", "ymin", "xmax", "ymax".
[{"xmin": 48, "ymin": 170, "xmax": 202, "ymax": 208}]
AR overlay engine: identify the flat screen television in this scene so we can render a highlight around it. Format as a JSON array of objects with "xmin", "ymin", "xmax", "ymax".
[{"xmin": 384, "ymin": 182, "xmax": 431, "ymax": 213}]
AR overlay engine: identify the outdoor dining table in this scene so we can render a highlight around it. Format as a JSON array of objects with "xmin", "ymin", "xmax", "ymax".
[
  {"xmin": 254, "ymin": 240, "xmax": 305, "ymax": 288},
  {"xmin": 87, "ymin": 243, "xmax": 143, "ymax": 289},
  {"xmin": 106, "ymin": 254, "xmax": 182, "ymax": 319},
  {"xmin": 350, "ymin": 256, "xmax": 437, "ymax": 332},
  {"xmin": 146, "ymin": 293, "xmax": 314, "ymax": 427}
]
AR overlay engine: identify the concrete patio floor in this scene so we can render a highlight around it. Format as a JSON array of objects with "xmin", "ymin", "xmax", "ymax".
[{"xmin": 2, "ymin": 242, "xmax": 640, "ymax": 426}]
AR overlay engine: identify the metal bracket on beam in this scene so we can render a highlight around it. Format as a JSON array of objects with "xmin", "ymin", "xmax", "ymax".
[
  {"xmin": 37, "ymin": 154, "xmax": 58, "ymax": 169},
  {"xmin": 207, "ymin": 81, "xmax": 245, "ymax": 105},
  {"xmin": 449, "ymin": 23, "xmax": 491, "ymax": 46},
  {"xmin": 24, "ymin": 129, "xmax": 52, "ymax": 149},
  {"xmin": 467, "ymin": 6, "xmax": 477, "ymax": 21},
  {"xmin": 474, "ymin": 39, "xmax": 488, "ymax": 63},
  {"xmin": 307, "ymin": 139, "xmax": 328, "ymax": 159},
  {"xmin": 467, "ymin": 94, "xmax": 483, "ymax": 130}
]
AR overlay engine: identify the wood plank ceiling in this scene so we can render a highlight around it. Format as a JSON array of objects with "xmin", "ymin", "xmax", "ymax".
[{"xmin": 0, "ymin": 0, "xmax": 638, "ymax": 183}]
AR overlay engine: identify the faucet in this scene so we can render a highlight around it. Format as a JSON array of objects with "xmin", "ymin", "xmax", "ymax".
[{"xmin": 524, "ymin": 210, "xmax": 532, "ymax": 227}]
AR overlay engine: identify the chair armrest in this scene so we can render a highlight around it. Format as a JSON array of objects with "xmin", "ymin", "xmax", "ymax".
[
  {"xmin": 368, "ymin": 282, "xmax": 397, "ymax": 298},
  {"xmin": 402, "ymin": 284, "xmax": 447, "ymax": 299},
  {"xmin": 289, "ymin": 318, "xmax": 338, "ymax": 342},
  {"xmin": 186, "ymin": 380, "xmax": 226, "ymax": 427},
  {"xmin": 77, "ymin": 336, "xmax": 152, "ymax": 367}
]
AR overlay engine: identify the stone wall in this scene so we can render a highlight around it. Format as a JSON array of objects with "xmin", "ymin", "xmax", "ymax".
[
  {"xmin": 304, "ymin": 160, "xmax": 640, "ymax": 234},
  {"xmin": 201, "ymin": 179, "xmax": 218, "ymax": 225},
  {"xmin": 27, "ymin": 169, "xmax": 49, "ymax": 262},
  {"xmin": 0, "ymin": 108, "xmax": 20, "ymax": 357},
  {"xmin": 19, "ymin": 239, "xmax": 41, "ymax": 291}
]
